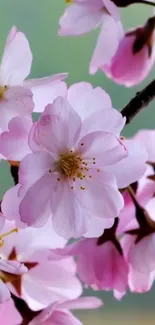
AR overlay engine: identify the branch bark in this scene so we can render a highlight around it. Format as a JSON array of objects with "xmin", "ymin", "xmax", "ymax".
[{"xmin": 121, "ymin": 78, "xmax": 155, "ymax": 124}]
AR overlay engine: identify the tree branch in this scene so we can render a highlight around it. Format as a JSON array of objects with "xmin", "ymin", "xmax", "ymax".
[{"xmin": 121, "ymin": 78, "xmax": 155, "ymax": 124}]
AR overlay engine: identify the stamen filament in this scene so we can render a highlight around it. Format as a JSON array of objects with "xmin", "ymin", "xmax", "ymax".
[{"xmin": 0, "ymin": 228, "xmax": 18, "ymax": 239}]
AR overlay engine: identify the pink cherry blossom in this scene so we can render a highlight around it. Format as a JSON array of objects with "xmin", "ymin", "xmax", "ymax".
[
  {"xmin": 59, "ymin": 0, "xmax": 123, "ymax": 74},
  {"xmin": 29, "ymin": 296, "xmax": 103, "ymax": 325},
  {"xmin": 0, "ymin": 219, "xmax": 82, "ymax": 310},
  {"xmin": 1, "ymin": 84, "xmax": 147, "ymax": 236},
  {"xmin": 17, "ymin": 95, "xmax": 129, "ymax": 239},
  {"xmin": 49, "ymin": 237, "xmax": 128, "ymax": 300},
  {"xmin": 0, "ymin": 299, "xmax": 22, "ymax": 325},
  {"xmin": 102, "ymin": 16, "xmax": 155, "ymax": 86}
]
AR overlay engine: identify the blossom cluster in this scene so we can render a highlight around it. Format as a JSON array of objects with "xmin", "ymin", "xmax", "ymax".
[{"xmin": 0, "ymin": 0, "xmax": 155, "ymax": 324}]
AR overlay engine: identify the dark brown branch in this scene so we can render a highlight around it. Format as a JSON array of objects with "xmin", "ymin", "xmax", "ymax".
[{"xmin": 121, "ymin": 78, "xmax": 155, "ymax": 124}]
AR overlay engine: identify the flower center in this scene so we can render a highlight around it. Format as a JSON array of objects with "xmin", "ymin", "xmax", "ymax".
[
  {"xmin": 56, "ymin": 152, "xmax": 82, "ymax": 178},
  {"xmin": 65, "ymin": 0, "xmax": 72, "ymax": 3},
  {"xmin": 0, "ymin": 85, "xmax": 8, "ymax": 99}
]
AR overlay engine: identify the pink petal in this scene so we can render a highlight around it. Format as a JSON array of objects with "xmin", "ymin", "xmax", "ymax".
[
  {"xmin": 25, "ymin": 75, "xmax": 67, "ymax": 113},
  {"xmin": 0, "ymin": 299, "xmax": 22, "ymax": 324},
  {"xmin": 128, "ymin": 234, "xmax": 155, "ymax": 274},
  {"xmin": 59, "ymin": 4, "xmax": 102, "ymax": 36},
  {"xmin": 22, "ymin": 259, "xmax": 82, "ymax": 311},
  {"xmin": 52, "ymin": 181, "xmax": 91, "ymax": 239},
  {"xmin": 74, "ymin": 170, "xmax": 124, "ymax": 220},
  {"xmin": 84, "ymin": 216, "xmax": 114, "ymax": 238},
  {"xmin": 19, "ymin": 151, "xmax": 53, "ymax": 187},
  {"xmin": 0, "ymin": 280, "xmax": 10, "ymax": 303},
  {"xmin": 81, "ymin": 108, "xmax": 125, "ymax": 137},
  {"xmin": 1, "ymin": 185, "xmax": 26, "ymax": 228},
  {"xmin": 0, "ymin": 116, "xmax": 32, "ymax": 160},
  {"xmin": 19, "ymin": 174, "xmax": 55, "ymax": 227},
  {"xmin": 90, "ymin": 14, "xmax": 122, "ymax": 74},
  {"xmin": 0, "ymin": 86, "xmax": 34, "ymax": 131},
  {"xmin": 0, "ymin": 259, "xmax": 27, "ymax": 275},
  {"xmin": 0, "ymin": 26, "xmax": 32, "ymax": 86},
  {"xmin": 67, "ymin": 82, "xmax": 112, "ymax": 120},
  {"xmin": 104, "ymin": 35, "xmax": 155, "ymax": 87},
  {"xmin": 77, "ymin": 131, "xmax": 127, "ymax": 167},
  {"xmin": 105, "ymin": 139, "xmax": 147, "ymax": 188},
  {"xmin": 29, "ymin": 308, "xmax": 82, "ymax": 325},
  {"xmin": 32, "ymin": 97, "xmax": 82, "ymax": 154},
  {"xmin": 134, "ymin": 129, "xmax": 155, "ymax": 162},
  {"xmin": 103, "ymin": 0, "xmax": 120, "ymax": 20},
  {"xmin": 59, "ymin": 296, "xmax": 103, "ymax": 310}
]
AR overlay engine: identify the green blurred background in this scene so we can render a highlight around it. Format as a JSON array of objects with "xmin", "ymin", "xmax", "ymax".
[{"xmin": 0, "ymin": 0, "xmax": 155, "ymax": 323}]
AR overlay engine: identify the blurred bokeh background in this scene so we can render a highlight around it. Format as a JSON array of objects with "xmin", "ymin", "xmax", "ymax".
[{"xmin": 0, "ymin": 0, "xmax": 155, "ymax": 323}]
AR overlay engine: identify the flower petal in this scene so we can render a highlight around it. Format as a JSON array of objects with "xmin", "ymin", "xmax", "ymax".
[
  {"xmin": 67, "ymin": 82, "xmax": 112, "ymax": 120},
  {"xmin": 90, "ymin": 14, "xmax": 122, "ymax": 74},
  {"xmin": 0, "ymin": 26, "xmax": 32, "ymax": 86},
  {"xmin": 81, "ymin": 108, "xmax": 125, "ymax": 137},
  {"xmin": 25, "ymin": 75, "xmax": 67, "ymax": 113},
  {"xmin": 0, "ymin": 86, "xmax": 34, "ymax": 131},
  {"xmin": 105, "ymin": 139, "xmax": 147, "ymax": 188},
  {"xmin": 33, "ymin": 97, "xmax": 82, "ymax": 154},
  {"xmin": 77, "ymin": 131, "xmax": 127, "ymax": 167},
  {"xmin": 19, "ymin": 174, "xmax": 55, "ymax": 227},
  {"xmin": 51, "ymin": 181, "xmax": 91, "ymax": 239},
  {"xmin": 59, "ymin": 4, "xmax": 102, "ymax": 36},
  {"xmin": 0, "ymin": 279, "xmax": 10, "ymax": 303},
  {"xmin": 0, "ymin": 116, "xmax": 32, "ymax": 160}
]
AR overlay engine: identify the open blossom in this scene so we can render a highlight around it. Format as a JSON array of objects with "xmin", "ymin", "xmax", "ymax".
[
  {"xmin": 0, "ymin": 26, "xmax": 67, "ymax": 135},
  {"xmin": 0, "ymin": 219, "xmax": 82, "ymax": 310},
  {"xmin": 50, "ymin": 237, "xmax": 128, "ymax": 300},
  {"xmin": 29, "ymin": 296, "xmax": 103, "ymax": 325},
  {"xmin": 102, "ymin": 16, "xmax": 155, "ymax": 86},
  {"xmin": 59, "ymin": 0, "xmax": 123, "ymax": 74},
  {"xmin": 0, "ymin": 299, "xmax": 22, "ymax": 325},
  {"xmin": 17, "ymin": 95, "xmax": 129, "ymax": 239},
  {"xmin": 1, "ymin": 83, "xmax": 147, "ymax": 236}
]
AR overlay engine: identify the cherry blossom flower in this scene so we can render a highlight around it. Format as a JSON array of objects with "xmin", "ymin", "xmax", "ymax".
[
  {"xmin": 102, "ymin": 16, "xmax": 155, "ymax": 86},
  {"xmin": 29, "ymin": 296, "xmax": 103, "ymax": 325},
  {"xmin": 0, "ymin": 299, "xmax": 22, "ymax": 325},
  {"xmin": 59, "ymin": 0, "xmax": 123, "ymax": 74},
  {"xmin": 0, "ymin": 219, "xmax": 82, "ymax": 310},
  {"xmin": 17, "ymin": 96, "xmax": 128, "ymax": 238},
  {"xmin": 1, "ymin": 83, "xmax": 147, "ymax": 236}
]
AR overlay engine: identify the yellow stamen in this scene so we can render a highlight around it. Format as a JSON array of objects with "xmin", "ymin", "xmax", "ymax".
[
  {"xmin": 65, "ymin": 0, "xmax": 72, "ymax": 3},
  {"xmin": 0, "ymin": 228, "xmax": 18, "ymax": 240}
]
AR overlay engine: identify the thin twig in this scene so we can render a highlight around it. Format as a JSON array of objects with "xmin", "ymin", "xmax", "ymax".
[{"xmin": 121, "ymin": 79, "xmax": 155, "ymax": 124}]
